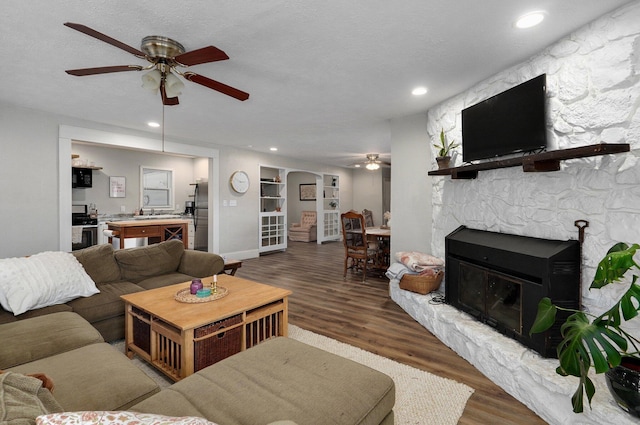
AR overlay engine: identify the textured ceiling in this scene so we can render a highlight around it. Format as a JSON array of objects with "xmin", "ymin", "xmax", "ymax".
[{"xmin": 0, "ymin": 1, "xmax": 633, "ymax": 167}]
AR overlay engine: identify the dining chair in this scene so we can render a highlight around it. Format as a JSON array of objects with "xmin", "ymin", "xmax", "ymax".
[
  {"xmin": 341, "ymin": 210, "xmax": 379, "ymax": 282},
  {"xmin": 362, "ymin": 209, "xmax": 375, "ymax": 227}
]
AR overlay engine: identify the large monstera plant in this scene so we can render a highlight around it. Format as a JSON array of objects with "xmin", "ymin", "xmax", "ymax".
[{"xmin": 530, "ymin": 242, "xmax": 640, "ymax": 413}]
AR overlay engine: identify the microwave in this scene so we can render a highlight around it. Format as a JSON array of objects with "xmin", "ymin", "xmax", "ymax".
[{"xmin": 72, "ymin": 167, "xmax": 93, "ymax": 188}]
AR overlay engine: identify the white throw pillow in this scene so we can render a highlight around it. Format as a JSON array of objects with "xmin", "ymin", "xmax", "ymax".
[
  {"xmin": 36, "ymin": 411, "xmax": 219, "ymax": 425},
  {"xmin": 0, "ymin": 251, "xmax": 99, "ymax": 315}
]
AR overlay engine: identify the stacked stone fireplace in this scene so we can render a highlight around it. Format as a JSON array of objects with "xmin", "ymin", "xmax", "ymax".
[{"xmin": 390, "ymin": 4, "xmax": 640, "ymax": 423}]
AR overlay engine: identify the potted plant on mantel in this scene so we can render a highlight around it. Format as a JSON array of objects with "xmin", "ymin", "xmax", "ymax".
[
  {"xmin": 433, "ymin": 128, "xmax": 459, "ymax": 169},
  {"xmin": 530, "ymin": 242, "xmax": 640, "ymax": 416}
]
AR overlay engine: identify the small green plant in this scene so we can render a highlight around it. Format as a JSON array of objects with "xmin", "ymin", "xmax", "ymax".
[
  {"xmin": 433, "ymin": 128, "xmax": 459, "ymax": 157},
  {"xmin": 530, "ymin": 242, "xmax": 640, "ymax": 413}
]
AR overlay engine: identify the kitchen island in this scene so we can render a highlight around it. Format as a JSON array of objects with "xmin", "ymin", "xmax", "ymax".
[{"xmin": 106, "ymin": 219, "xmax": 189, "ymax": 249}]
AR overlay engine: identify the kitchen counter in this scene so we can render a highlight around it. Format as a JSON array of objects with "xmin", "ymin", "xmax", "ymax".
[
  {"xmin": 106, "ymin": 219, "xmax": 189, "ymax": 249},
  {"xmin": 99, "ymin": 214, "xmax": 190, "ymax": 222}
]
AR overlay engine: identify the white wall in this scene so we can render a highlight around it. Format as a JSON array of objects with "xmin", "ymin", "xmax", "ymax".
[
  {"xmin": 0, "ymin": 105, "xmax": 61, "ymax": 257},
  {"xmin": 427, "ymin": 0, "xmax": 640, "ymax": 318},
  {"xmin": 389, "ymin": 113, "xmax": 432, "ymax": 257},
  {"xmin": 352, "ymin": 168, "xmax": 383, "ymax": 225}
]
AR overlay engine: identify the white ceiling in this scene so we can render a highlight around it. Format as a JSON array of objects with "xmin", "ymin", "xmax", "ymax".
[{"xmin": 1, "ymin": 1, "xmax": 633, "ymax": 167}]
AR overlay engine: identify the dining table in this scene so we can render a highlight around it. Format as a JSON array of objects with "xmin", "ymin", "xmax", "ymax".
[
  {"xmin": 365, "ymin": 226, "xmax": 391, "ymax": 238},
  {"xmin": 366, "ymin": 226, "xmax": 391, "ymax": 269}
]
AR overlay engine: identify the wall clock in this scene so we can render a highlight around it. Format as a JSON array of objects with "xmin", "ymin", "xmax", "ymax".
[{"xmin": 230, "ymin": 170, "xmax": 250, "ymax": 193}]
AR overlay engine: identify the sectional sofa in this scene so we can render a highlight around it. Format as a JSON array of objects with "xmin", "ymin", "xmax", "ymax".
[
  {"xmin": 0, "ymin": 241, "xmax": 396, "ymax": 424},
  {"xmin": 0, "ymin": 240, "xmax": 225, "ymax": 342}
]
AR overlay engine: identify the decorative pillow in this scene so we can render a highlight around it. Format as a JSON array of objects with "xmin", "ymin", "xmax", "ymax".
[
  {"xmin": 0, "ymin": 251, "xmax": 100, "ymax": 315},
  {"xmin": 36, "ymin": 411, "xmax": 219, "ymax": 425}
]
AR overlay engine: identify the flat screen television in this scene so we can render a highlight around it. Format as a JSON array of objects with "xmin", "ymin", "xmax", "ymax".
[{"xmin": 462, "ymin": 74, "xmax": 547, "ymax": 163}]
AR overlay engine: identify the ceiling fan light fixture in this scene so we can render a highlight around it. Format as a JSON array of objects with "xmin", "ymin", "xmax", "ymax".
[
  {"xmin": 366, "ymin": 162, "xmax": 380, "ymax": 171},
  {"xmin": 164, "ymin": 72, "xmax": 185, "ymax": 98},
  {"xmin": 141, "ymin": 69, "xmax": 162, "ymax": 92}
]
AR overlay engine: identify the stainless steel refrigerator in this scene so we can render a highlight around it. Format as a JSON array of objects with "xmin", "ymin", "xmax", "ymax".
[{"xmin": 193, "ymin": 182, "xmax": 208, "ymax": 251}]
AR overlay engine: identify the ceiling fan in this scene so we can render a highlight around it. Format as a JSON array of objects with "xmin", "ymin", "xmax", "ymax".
[
  {"xmin": 63, "ymin": 22, "xmax": 249, "ymax": 106},
  {"xmin": 351, "ymin": 154, "xmax": 390, "ymax": 170}
]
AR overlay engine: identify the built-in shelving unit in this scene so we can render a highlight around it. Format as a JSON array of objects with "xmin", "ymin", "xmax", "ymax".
[
  {"xmin": 428, "ymin": 143, "xmax": 630, "ymax": 180},
  {"xmin": 321, "ymin": 174, "xmax": 340, "ymax": 242},
  {"xmin": 259, "ymin": 166, "xmax": 287, "ymax": 253}
]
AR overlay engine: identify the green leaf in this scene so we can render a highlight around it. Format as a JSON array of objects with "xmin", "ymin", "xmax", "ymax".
[
  {"xmin": 571, "ymin": 378, "xmax": 586, "ymax": 413},
  {"xmin": 529, "ymin": 297, "xmax": 556, "ymax": 335},
  {"xmin": 583, "ymin": 375, "xmax": 596, "ymax": 411},
  {"xmin": 557, "ymin": 312, "xmax": 592, "ymax": 377},
  {"xmin": 591, "ymin": 243, "xmax": 639, "ymax": 289},
  {"xmin": 620, "ymin": 276, "xmax": 640, "ymax": 321},
  {"xmin": 570, "ymin": 370, "xmax": 596, "ymax": 413}
]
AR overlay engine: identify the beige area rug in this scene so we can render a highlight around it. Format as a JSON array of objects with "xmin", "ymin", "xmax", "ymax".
[{"xmin": 112, "ymin": 325, "xmax": 474, "ymax": 425}]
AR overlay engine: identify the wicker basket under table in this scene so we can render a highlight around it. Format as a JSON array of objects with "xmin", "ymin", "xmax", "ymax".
[{"xmin": 194, "ymin": 314, "xmax": 243, "ymax": 371}]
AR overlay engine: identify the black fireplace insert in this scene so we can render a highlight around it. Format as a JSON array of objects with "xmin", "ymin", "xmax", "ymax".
[{"xmin": 445, "ymin": 226, "xmax": 580, "ymax": 357}]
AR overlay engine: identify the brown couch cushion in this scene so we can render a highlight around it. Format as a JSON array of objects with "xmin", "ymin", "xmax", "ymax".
[
  {"xmin": 114, "ymin": 240, "xmax": 184, "ymax": 282},
  {"xmin": 0, "ymin": 312, "xmax": 103, "ymax": 369},
  {"xmin": 178, "ymin": 250, "xmax": 225, "ymax": 278},
  {"xmin": 67, "ymin": 281, "xmax": 144, "ymax": 323},
  {"xmin": 131, "ymin": 337, "xmax": 395, "ymax": 425},
  {"xmin": 8, "ymin": 343, "xmax": 160, "ymax": 411},
  {"xmin": 73, "ymin": 243, "xmax": 121, "ymax": 284}
]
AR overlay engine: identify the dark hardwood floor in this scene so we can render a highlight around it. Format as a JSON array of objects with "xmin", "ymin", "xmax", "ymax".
[{"xmin": 235, "ymin": 241, "xmax": 546, "ymax": 425}]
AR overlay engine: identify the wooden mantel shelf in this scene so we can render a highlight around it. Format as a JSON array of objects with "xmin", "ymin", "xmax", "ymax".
[{"xmin": 428, "ymin": 143, "xmax": 630, "ymax": 180}]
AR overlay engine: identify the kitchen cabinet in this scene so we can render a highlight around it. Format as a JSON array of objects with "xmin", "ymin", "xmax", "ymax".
[
  {"xmin": 321, "ymin": 174, "xmax": 340, "ymax": 242},
  {"xmin": 259, "ymin": 166, "xmax": 287, "ymax": 253}
]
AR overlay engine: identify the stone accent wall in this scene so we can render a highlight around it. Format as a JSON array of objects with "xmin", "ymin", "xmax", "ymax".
[
  {"xmin": 429, "ymin": 1, "xmax": 640, "ymax": 317},
  {"xmin": 398, "ymin": 2, "xmax": 640, "ymax": 422}
]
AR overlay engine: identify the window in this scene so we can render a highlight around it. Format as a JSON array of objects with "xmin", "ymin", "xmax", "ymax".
[{"xmin": 140, "ymin": 167, "xmax": 174, "ymax": 209}]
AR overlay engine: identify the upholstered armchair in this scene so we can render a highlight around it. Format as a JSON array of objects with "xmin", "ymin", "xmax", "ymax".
[{"xmin": 289, "ymin": 211, "xmax": 317, "ymax": 242}]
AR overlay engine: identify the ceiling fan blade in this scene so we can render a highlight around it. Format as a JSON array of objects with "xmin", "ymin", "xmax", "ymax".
[
  {"xmin": 174, "ymin": 46, "xmax": 229, "ymax": 66},
  {"xmin": 184, "ymin": 72, "xmax": 249, "ymax": 101},
  {"xmin": 65, "ymin": 65, "xmax": 143, "ymax": 76},
  {"xmin": 64, "ymin": 22, "xmax": 146, "ymax": 58},
  {"xmin": 160, "ymin": 80, "xmax": 180, "ymax": 106}
]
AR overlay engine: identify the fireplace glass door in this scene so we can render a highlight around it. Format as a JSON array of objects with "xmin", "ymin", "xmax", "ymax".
[{"xmin": 459, "ymin": 262, "xmax": 523, "ymax": 335}]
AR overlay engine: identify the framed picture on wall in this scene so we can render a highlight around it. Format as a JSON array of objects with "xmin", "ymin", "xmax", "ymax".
[
  {"xmin": 109, "ymin": 176, "xmax": 126, "ymax": 198},
  {"xmin": 299, "ymin": 184, "xmax": 316, "ymax": 201}
]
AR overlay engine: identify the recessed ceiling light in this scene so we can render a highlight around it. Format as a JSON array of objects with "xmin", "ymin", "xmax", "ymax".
[
  {"xmin": 147, "ymin": 122, "xmax": 160, "ymax": 128},
  {"xmin": 354, "ymin": 164, "xmax": 361, "ymax": 168},
  {"xmin": 412, "ymin": 87, "xmax": 428, "ymax": 96},
  {"xmin": 515, "ymin": 11, "xmax": 545, "ymax": 29},
  {"xmin": 270, "ymin": 147, "xmax": 278, "ymax": 151}
]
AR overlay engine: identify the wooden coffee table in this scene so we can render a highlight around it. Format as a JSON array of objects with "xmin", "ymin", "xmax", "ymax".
[{"xmin": 121, "ymin": 274, "xmax": 292, "ymax": 381}]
